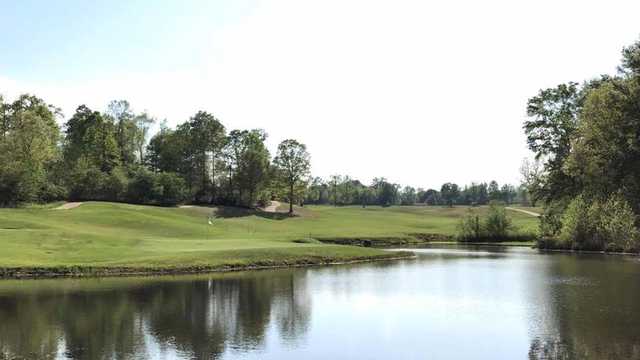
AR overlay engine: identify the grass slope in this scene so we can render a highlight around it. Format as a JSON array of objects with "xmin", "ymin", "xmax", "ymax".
[{"xmin": 0, "ymin": 203, "xmax": 539, "ymax": 273}]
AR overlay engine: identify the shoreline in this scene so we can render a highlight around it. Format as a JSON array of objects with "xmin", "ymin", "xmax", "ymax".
[
  {"xmin": 536, "ymin": 247, "xmax": 640, "ymax": 257},
  {"xmin": 0, "ymin": 252, "xmax": 416, "ymax": 280}
]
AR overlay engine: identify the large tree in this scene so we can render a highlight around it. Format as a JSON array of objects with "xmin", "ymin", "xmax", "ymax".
[
  {"xmin": 173, "ymin": 112, "xmax": 226, "ymax": 202},
  {"xmin": 273, "ymin": 139, "xmax": 311, "ymax": 214},
  {"xmin": 564, "ymin": 76, "xmax": 640, "ymax": 211},
  {"xmin": 64, "ymin": 105, "xmax": 120, "ymax": 172},
  {"xmin": 234, "ymin": 130, "xmax": 270, "ymax": 207},
  {"xmin": 523, "ymin": 82, "xmax": 582, "ymax": 204},
  {"xmin": 106, "ymin": 100, "xmax": 137, "ymax": 166},
  {"xmin": 133, "ymin": 112, "xmax": 155, "ymax": 164},
  {"xmin": 190, "ymin": 111, "xmax": 226, "ymax": 202},
  {"xmin": 0, "ymin": 95, "xmax": 60, "ymax": 205}
]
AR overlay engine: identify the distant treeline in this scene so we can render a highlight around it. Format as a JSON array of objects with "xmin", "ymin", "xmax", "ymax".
[
  {"xmin": 0, "ymin": 94, "xmax": 528, "ymax": 210},
  {"xmin": 0, "ymin": 97, "xmax": 310, "ymax": 211},
  {"xmin": 523, "ymin": 37, "xmax": 640, "ymax": 252},
  {"xmin": 304, "ymin": 176, "xmax": 527, "ymax": 207}
]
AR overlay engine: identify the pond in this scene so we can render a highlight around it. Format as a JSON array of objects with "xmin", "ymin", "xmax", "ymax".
[{"xmin": 1, "ymin": 245, "xmax": 640, "ymax": 359}]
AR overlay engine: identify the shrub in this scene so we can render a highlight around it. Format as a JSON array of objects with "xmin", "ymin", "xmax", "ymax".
[
  {"xmin": 484, "ymin": 203, "xmax": 513, "ymax": 239},
  {"xmin": 558, "ymin": 195, "xmax": 592, "ymax": 249},
  {"xmin": 539, "ymin": 200, "xmax": 566, "ymax": 238},
  {"xmin": 0, "ymin": 165, "xmax": 22, "ymax": 207},
  {"xmin": 457, "ymin": 209, "xmax": 484, "ymax": 241},
  {"xmin": 155, "ymin": 172, "xmax": 186, "ymax": 206},
  {"xmin": 556, "ymin": 193, "xmax": 639, "ymax": 252},
  {"xmin": 127, "ymin": 168, "xmax": 159, "ymax": 204},
  {"xmin": 600, "ymin": 194, "xmax": 639, "ymax": 252},
  {"xmin": 68, "ymin": 161, "xmax": 108, "ymax": 201},
  {"xmin": 40, "ymin": 182, "xmax": 68, "ymax": 203},
  {"xmin": 104, "ymin": 167, "xmax": 129, "ymax": 202}
]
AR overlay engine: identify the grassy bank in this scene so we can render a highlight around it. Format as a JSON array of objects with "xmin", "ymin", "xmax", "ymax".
[{"xmin": 0, "ymin": 202, "xmax": 539, "ymax": 278}]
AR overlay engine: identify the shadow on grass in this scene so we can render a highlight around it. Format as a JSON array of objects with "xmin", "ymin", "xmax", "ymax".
[{"xmin": 213, "ymin": 206, "xmax": 294, "ymax": 220}]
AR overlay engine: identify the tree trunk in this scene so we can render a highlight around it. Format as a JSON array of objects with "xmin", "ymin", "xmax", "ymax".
[
  {"xmin": 202, "ymin": 152, "xmax": 207, "ymax": 202},
  {"xmin": 210, "ymin": 151, "xmax": 216, "ymax": 204},
  {"xmin": 289, "ymin": 183, "xmax": 294, "ymax": 214}
]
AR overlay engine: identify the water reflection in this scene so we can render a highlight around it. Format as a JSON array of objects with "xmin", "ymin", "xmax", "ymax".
[
  {"xmin": 0, "ymin": 271, "xmax": 311, "ymax": 359},
  {"xmin": 527, "ymin": 253, "xmax": 640, "ymax": 359},
  {"xmin": 1, "ymin": 247, "xmax": 640, "ymax": 359}
]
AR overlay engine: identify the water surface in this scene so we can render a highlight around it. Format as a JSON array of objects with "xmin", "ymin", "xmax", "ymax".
[{"xmin": 1, "ymin": 245, "xmax": 640, "ymax": 359}]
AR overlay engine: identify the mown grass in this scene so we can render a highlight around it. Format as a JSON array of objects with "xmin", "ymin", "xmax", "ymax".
[{"xmin": 0, "ymin": 203, "xmax": 539, "ymax": 272}]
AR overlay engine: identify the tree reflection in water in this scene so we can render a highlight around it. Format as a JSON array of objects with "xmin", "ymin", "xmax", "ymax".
[
  {"xmin": 0, "ymin": 270, "xmax": 311, "ymax": 360},
  {"xmin": 527, "ymin": 254, "xmax": 640, "ymax": 360},
  {"xmin": 2, "ymin": 248, "xmax": 640, "ymax": 359}
]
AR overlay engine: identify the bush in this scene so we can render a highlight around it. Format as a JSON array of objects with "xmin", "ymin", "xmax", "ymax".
[
  {"xmin": 40, "ymin": 182, "xmax": 68, "ymax": 203},
  {"xmin": 539, "ymin": 200, "xmax": 566, "ymax": 238},
  {"xmin": 600, "ymin": 194, "xmax": 639, "ymax": 252},
  {"xmin": 456, "ymin": 204, "xmax": 522, "ymax": 241},
  {"xmin": 458, "ymin": 209, "xmax": 484, "ymax": 241},
  {"xmin": 556, "ymin": 193, "xmax": 639, "ymax": 252},
  {"xmin": 155, "ymin": 172, "xmax": 186, "ymax": 206},
  {"xmin": 68, "ymin": 161, "xmax": 108, "ymax": 201},
  {"xmin": 558, "ymin": 195, "xmax": 592, "ymax": 249},
  {"xmin": 104, "ymin": 167, "xmax": 129, "ymax": 202},
  {"xmin": 127, "ymin": 168, "xmax": 159, "ymax": 204},
  {"xmin": 484, "ymin": 203, "xmax": 513, "ymax": 239},
  {"xmin": 0, "ymin": 165, "xmax": 21, "ymax": 207}
]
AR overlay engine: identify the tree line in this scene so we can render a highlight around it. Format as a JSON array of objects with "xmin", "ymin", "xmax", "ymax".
[
  {"xmin": 304, "ymin": 176, "xmax": 526, "ymax": 207},
  {"xmin": 0, "ymin": 97, "xmax": 310, "ymax": 213},
  {"xmin": 523, "ymin": 37, "xmax": 640, "ymax": 252},
  {"xmin": 0, "ymin": 95, "xmax": 526, "ymax": 211}
]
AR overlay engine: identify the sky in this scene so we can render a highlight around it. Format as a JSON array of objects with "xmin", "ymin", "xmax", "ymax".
[{"xmin": 1, "ymin": 0, "xmax": 639, "ymax": 189}]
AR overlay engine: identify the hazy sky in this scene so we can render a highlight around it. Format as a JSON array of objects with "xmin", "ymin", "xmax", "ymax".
[{"xmin": 1, "ymin": 0, "xmax": 639, "ymax": 189}]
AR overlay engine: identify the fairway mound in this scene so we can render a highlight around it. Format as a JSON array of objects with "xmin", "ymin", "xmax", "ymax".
[{"xmin": 53, "ymin": 202, "xmax": 83, "ymax": 210}]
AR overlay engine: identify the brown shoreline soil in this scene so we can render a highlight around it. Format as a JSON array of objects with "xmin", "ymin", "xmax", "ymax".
[{"xmin": 0, "ymin": 252, "xmax": 415, "ymax": 280}]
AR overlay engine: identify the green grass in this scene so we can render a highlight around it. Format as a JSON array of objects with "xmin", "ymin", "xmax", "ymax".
[{"xmin": 0, "ymin": 203, "xmax": 539, "ymax": 272}]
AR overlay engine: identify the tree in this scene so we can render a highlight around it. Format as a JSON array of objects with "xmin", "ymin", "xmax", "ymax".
[
  {"xmin": 235, "ymin": 130, "xmax": 270, "ymax": 207},
  {"xmin": 423, "ymin": 189, "xmax": 441, "ymax": 205},
  {"xmin": 223, "ymin": 129, "xmax": 250, "ymax": 205},
  {"xmin": 305, "ymin": 177, "xmax": 326, "ymax": 204},
  {"xmin": 400, "ymin": 186, "xmax": 417, "ymax": 205},
  {"xmin": 0, "ymin": 95, "xmax": 60, "ymax": 205},
  {"xmin": 500, "ymin": 184, "xmax": 517, "ymax": 204},
  {"xmin": 185, "ymin": 111, "xmax": 226, "ymax": 203},
  {"xmin": 273, "ymin": 139, "xmax": 311, "ymax": 214},
  {"xmin": 64, "ymin": 105, "xmax": 120, "ymax": 172},
  {"xmin": 359, "ymin": 186, "xmax": 375, "ymax": 208},
  {"xmin": 519, "ymin": 157, "xmax": 542, "ymax": 206},
  {"xmin": 523, "ymin": 82, "xmax": 582, "ymax": 203},
  {"xmin": 329, "ymin": 175, "xmax": 342, "ymax": 206},
  {"xmin": 440, "ymin": 183, "xmax": 459, "ymax": 207},
  {"xmin": 155, "ymin": 172, "xmax": 187, "ymax": 206},
  {"xmin": 106, "ymin": 100, "xmax": 137, "ymax": 166},
  {"xmin": 563, "ymin": 77, "xmax": 640, "ymax": 212},
  {"xmin": 133, "ymin": 112, "xmax": 155, "ymax": 164},
  {"xmin": 488, "ymin": 180, "xmax": 501, "ymax": 201},
  {"xmin": 378, "ymin": 181, "xmax": 399, "ymax": 206},
  {"xmin": 620, "ymin": 38, "xmax": 640, "ymax": 75},
  {"xmin": 146, "ymin": 127, "xmax": 184, "ymax": 173}
]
